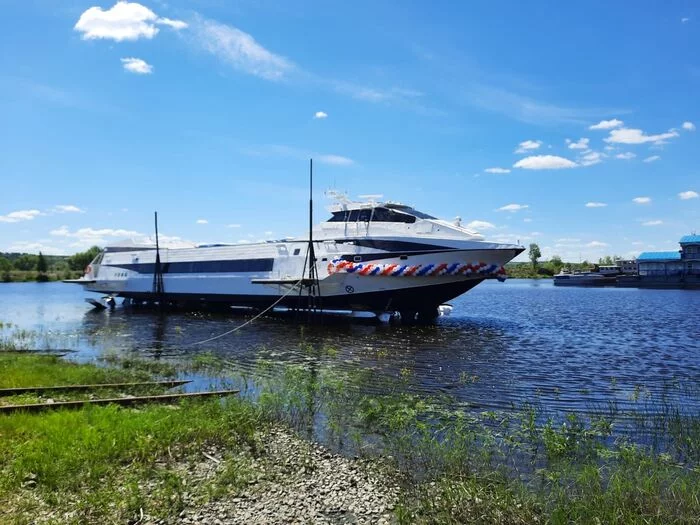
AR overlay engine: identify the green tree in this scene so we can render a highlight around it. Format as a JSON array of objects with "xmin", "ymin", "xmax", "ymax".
[
  {"xmin": 0, "ymin": 256, "xmax": 11, "ymax": 282},
  {"xmin": 13, "ymin": 254, "xmax": 37, "ymax": 271},
  {"xmin": 550, "ymin": 255, "xmax": 563, "ymax": 267},
  {"xmin": 67, "ymin": 246, "xmax": 102, "ymax": 272},
  {"xmin": 528, "ymin": 243, "xmax": 541, "ymax": 269},
  {"xmin": 36, "ymin": 252, "xmax": 49, "ymax": 282},
  {"xmin": 37, "ymin": 252, "xmax": 48, "ymax": 273}
]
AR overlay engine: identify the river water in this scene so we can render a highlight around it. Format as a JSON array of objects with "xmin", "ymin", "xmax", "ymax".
[{"xmin": 1, "ymin": 280, "xmax": 699, "ymax": 432}]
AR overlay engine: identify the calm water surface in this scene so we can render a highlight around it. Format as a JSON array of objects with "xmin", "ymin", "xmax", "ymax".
[{"xmin": 1, "ymin": 280, "xmax": 698, "ymax": 423}]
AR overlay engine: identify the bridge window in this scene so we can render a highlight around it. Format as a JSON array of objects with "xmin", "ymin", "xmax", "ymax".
[{"xmin": 327, "ymin": 207, "xmax": 417, "ymax": 223}]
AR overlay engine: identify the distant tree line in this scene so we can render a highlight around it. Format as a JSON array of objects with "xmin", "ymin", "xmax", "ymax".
[
  {"xmin": 507, "ymin": 243, "xmax": 629, "ymax": 279},
  {"xmin": 0, "ymin": 246, "xmax": 101, "ymax": 282}
]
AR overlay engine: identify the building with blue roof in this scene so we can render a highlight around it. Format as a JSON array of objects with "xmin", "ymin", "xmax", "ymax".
[
  {"xmin": 680, "ymin": 234, "xmax": 700, "ymax": 245},
  {"xmin": 629, "ymin": 234, "xmax": 700, "ymax": 288}
]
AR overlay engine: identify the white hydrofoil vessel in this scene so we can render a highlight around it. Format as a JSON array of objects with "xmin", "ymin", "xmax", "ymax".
[{"xmin": 66, "ymin": 194, "xmax": 524, "ymax": 320}]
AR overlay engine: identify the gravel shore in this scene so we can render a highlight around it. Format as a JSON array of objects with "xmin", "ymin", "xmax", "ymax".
[{"xmin": 157, "ymin": 427, "xmax": 400, "ymax": 525}]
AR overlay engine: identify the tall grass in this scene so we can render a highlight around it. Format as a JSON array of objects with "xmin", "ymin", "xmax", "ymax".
[{"xmin": 242, "ymin": 351, "xmax": 700, "ymax": 524}]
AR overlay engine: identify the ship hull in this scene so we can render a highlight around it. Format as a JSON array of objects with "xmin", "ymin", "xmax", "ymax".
[
  {"xmin": 76, "ymin": 239, "xmax": 523, "ymax": 314},
  {"xmin": 104, "ymin": 279, "xmax": 484, "ymax": 312}
]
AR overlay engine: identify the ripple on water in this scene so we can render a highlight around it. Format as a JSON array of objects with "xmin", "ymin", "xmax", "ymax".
[{"xmin": 1, "ymin": 280, "xmax": 698, "ymax": 423}]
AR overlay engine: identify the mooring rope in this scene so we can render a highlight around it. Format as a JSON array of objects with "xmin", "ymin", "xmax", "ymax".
[{"xmin": 191, "ymin": 278, "xmax": 305, "ymax": 346}]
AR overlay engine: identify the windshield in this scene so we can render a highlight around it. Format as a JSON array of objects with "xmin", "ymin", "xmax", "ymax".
[
  {"xmin": 328, "ymin": 206, "xmax": 419, "ymax": 223},
  {"xmin": 384, "ymin": 203, "xmax": 436, "ymax": 219}
]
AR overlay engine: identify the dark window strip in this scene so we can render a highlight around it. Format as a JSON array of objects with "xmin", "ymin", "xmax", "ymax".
[{"xmin": 108, "ymin": 258, "xmax": 274, "ymax": 274}]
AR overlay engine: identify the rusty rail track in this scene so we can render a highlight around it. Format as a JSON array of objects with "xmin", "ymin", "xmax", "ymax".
[
  {"xmin": 0, "ymin": 379, "xmax": 191, "ymax": 397},
  {"xmin": 0, "ymin": 389, "xmax": 239, "ymax": 414}
]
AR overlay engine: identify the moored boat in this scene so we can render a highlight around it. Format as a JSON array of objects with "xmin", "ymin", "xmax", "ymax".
[
  {"xmin": 65, "ymin": 194, "xmax": 524, "ymax": 320},
  {"xmin": 553, "ymin": 265, "xmax": 621, "ymax": 287}
]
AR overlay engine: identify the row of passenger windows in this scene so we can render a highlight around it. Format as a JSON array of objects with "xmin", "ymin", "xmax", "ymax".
[
  {"xmin": 113, "ymin": 259, "xmax": 275, "ymax": 274},
  {"xmin": 328, "ymin": 207, "xmax": 417, "ymax": 223}
]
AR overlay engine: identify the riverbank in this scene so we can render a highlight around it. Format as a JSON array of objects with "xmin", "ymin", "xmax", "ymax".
[
  {"xmin": 1, "ymin": 341, "xmax": 698, "ymax": 524},
  {"xmin": 0, "ymin": 350, "xmax": 401, "ymax": 524},
  {"xmin": 0, "ymin": 270, "xmax": 81, "ymax": 283}
]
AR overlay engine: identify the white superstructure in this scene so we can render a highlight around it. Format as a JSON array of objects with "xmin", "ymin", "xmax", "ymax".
[{"xmin": 68, "ymin": 195, "xmax": 524, "ymax": 320}]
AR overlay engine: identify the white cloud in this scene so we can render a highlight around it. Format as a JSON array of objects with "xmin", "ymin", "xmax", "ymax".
[
  {"xmin": 0, "ymin": 209, "xmax": 42, "ymax": 223},
  {"xmin": 633, "ymin": 197, "xmax": 651, "ymax": 204},
  {"xmin": 227, "ymin": 223, "xmax": 242, "ymax": 228},
  {"xmin": 523, "ymin": 218, "xmax": 532, "ymax": 223},
  {"xmin": 190, "ymin": 16, "xmax": 294, "ymax": 81},
  {"xmin": 465, "ymin": 220, "xmax": 496, "ymax": 230},
  {"xmin": 329, "ymin": 83, "xmax": 426, "ymax": 106},
  {"xmin": 496, "ymin": 203, "xmax": 529, "ymax": 212},
  {"xmin": 244, "ymin": 144, "xmax": 355, "ymax": 166},
  {"xmin": 50, "ymin": 226, "xmax": 141, "ymax": 238},
  {"xmin": 121, "ymin": 57, "xmax": 153, "ymax": 74},
  {"xmin": 313, "ymin": 111, "xmax": 328, "ymax": 119},
  {"xmin": 514, "ymin": 140, "xmax": 541, "ymax": 154},
  {"xmin": 557, "ymin": 238, "xmax": 581, "ymax": 243},
  {"xmin": 513, "ymin": 155, "xmax": 577, "ymax": 170},
  {"xmin": 642, "ymin": 220, "xmax": 663, "ymax": 226},
  {"xmin": 604, "ymin": 127, "xmax": 679, "ymax": 145},
  {"xmin": 50, "ymin": 226, "xmax": 69, "ymax": 236},
  {"xmin": 586, "ymin": 241, "xmax": 608, "ymax": 248},
  {"xmin": 643, "ymin": 155, "xmax": 660, "ymax": 163},
  {"xmin": 679, "ymin": 190, "xmax": 699, "ymax": 200},
  {"xmin": 585, "ymin": 202, "xmax": 607, "ymax": 208},
  {"xmin": 589, "ymin": 119, "xmax": 623, "ymax": 130},
  {"xmin": 615, "ymin": 152, "xmax": 636, "ymax": 160},
  {"xmin": 579, "ymin": 151, "xmax": 604, "ymax": 166},
  {"xmin": 484, "ymin": 167, "xmax": 510, "ymax": 174},
  {"xmin": 74, "ymin": 1, "xmax": 187, "ymax": 42},
  {"xmin": 317, "ymin": 154, "xmax": 354, "ymax": 166},
  {"xmin": 53, "ymin": 205, "xmax": 84, "ymax": 213},
  {"xmin": 49, "ymin": 226, "xmax": 191, "ymax": 248},
  {"xmin": 682, "ymin": 17, "xmax": 690, "ymax": 23},
  {"xmin": 566, "ymin": 137, "xmax": 589, "ymax": 150},
  {"xmin": 158, "ymin": 17, "xmax": 187, "ymax": 30},
  {"xmin": 682, "ymin": 121, "xmax": 696, "ymax": 131},
  {"xmin": 196, "ymin": 219, "xmax": 208, "ymax": 224},
  {"xmin": 7, "ymin": 241, "xmax": 68, "ymax": 255}
]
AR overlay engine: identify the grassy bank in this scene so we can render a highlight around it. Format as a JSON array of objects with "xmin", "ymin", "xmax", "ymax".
[
  {"xmin": 1, "ymin": 339, "xmax": 698, "ymax": 524},
  {"xmin": 0, "ymin": 270, "xmax": 82, "ymax": 283},
  {"xmin": 0, "ymin": 350, "xmax": 263, "ymax": 524}
]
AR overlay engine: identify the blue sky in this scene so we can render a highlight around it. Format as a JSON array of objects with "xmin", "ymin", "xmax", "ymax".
[{"xmin": 1, "ymin": 1, "xmax": 698, "ymax": 262}]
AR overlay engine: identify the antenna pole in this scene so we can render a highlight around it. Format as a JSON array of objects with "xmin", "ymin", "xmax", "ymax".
[
  {"xmin": 307, "ymin": 159, "xmax": 322, "ymax": 320},
  {"xmin": 152, "ymin": 211, "xmax": 165, "ymax": 305},
  {"xmin": 309, "ymin": 158, "xmax": 313, "ymax": 248}
]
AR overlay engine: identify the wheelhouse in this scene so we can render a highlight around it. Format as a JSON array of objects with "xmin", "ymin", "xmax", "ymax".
[{"xmin": 327, "ymin": 204, "xmax": 436, "ymax": 224}]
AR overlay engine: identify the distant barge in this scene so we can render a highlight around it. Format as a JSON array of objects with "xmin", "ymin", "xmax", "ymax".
[{"xmin": 554, "ymin": 266, "xmax": 621, "ymax": 287}]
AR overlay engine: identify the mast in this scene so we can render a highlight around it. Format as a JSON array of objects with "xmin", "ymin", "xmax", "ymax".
[
  {"xmin": 307, "ymin": 159, "xmax": 323, "ymax": 319},
  {"xmin": 294, "ymin": 159, "xmax": 322, "ymax": 321},
  {"xmin": 152, "ymin": 211, "xmax": 164, "ymax": 304}
]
